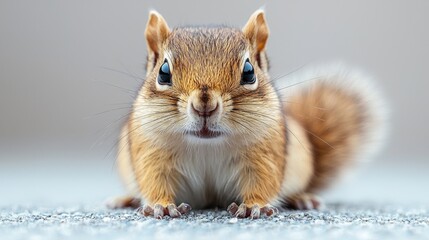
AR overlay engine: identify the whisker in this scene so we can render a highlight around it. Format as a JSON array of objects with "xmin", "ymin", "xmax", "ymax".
[
  {"xmin": 91, "ymin": 111, "xmax": 132, "ymax": 150},
  {"xmin": 281, "ymin": 100, "xmax": 328, "ymax": 111},
  {"xmin": 274, "ymin": 76, "xmax": 323, "ymax": 92},
  {"xmin": 269, "ymin": 63, "xmax": 309, "ymax": 82},
  {"xmin": 293, "ymin": 113, "xmax": 326, "ymax": 122},
  {"xmin": 119, "ymin": 61, "xmax": 145, "ymax": 82},
  {"xmin": 286, "ymin": 127, "xmax": 310, "ymax": 153},
  {"xmin": 105, "ymin": 120, "xmax": 143, "ymax": 162},
  {"xmin": 303, "ymin": 128, "xmax": 335, "ymax": 149},
  {"xmin": 229, "ymin": 101, "xmax": 327, "ymax": 112},
  {"xmin": 233, "ymin": 108, "xmax": 280, "ymax": 124},
  {"xmin": 99, "ymin": 66, "xmax": 144, "ymax": 82},
  {"xmin": 107, "ymin": 112, "xmax": 182, "ymax": 163},
  {"xmin": 230, "ymin": 109, "xmax": 284, "ymax": 137},
  {"xmin": 91, "ymin": 80, "xmax": 136, "ymax": 98},
  {"xmin": 84, "ymin": 107, "xmax": 132, "ymax": 119},
  {"xmin": 224, "ymin": 76, "xmax": 321, "ymax": 103},
  {"xmin": 133, "ymin": 110, "xmax": 180, "ymax": 118},
  {"xmin": 103, "ymin": 102, "xmax": 133, "ymax": 107}
]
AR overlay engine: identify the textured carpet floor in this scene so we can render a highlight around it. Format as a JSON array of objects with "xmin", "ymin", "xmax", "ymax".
[{"xmin": 1, "ymin": 203, "xmax": 429, "ymax": 240}]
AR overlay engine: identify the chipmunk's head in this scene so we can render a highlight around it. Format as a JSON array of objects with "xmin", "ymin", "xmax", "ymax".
[{"xmin": 134, "ymin": 10, "xmax": 282, "ymax": 145}]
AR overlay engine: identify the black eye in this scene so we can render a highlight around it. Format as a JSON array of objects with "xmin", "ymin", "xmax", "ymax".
[
  {"xmin": 240, "ymin": 59, "xmax": 256, "ymax": 85},
  {"xmin": 157, "ymin": 60, "xmax": 172, "ymax": 86}
]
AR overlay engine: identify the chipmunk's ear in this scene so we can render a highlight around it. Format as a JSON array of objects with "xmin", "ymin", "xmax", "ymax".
[
  {"xmin": 145, "ymin": 11, "xmax": 170, "ymax": 70},
  {"xmin": 242, "ymin": 10, "xmax": 269, "ymax": 53}
]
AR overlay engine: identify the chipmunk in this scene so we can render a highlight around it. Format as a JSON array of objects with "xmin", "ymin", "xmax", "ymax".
[{"xmin": 108, "ymin": 10, "xmax": 385, "ymax": 219}]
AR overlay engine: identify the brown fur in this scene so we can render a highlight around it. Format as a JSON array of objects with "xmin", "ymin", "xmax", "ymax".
[
  {"xmin": 128, "ymin": 126, "xmax": 180, "ymax": 206},
  {"xmin": 239, "ymin": 125, "xmax": 286, "ymax": 206},
  {"xmin": 285, "ymin": 81, "xmax": 373, "ymax": 192}
]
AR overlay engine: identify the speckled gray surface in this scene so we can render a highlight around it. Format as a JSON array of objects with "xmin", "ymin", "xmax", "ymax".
[{"xmin": 1, "ymin": 204, "xmax": 429, "ymax": 240}]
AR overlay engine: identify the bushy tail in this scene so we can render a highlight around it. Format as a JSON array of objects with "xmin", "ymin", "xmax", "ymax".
[{"xmin": 282, "ymin": 64, "xmax": 387, "ymax": 192}]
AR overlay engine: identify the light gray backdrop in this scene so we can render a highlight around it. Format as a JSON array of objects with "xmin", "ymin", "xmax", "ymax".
[{"xmin": 0, "ymin": 0, "xmax": 428, "ymax": 206}]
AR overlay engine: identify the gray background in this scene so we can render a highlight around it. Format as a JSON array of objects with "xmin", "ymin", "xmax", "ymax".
[{"xmin": 0, "ymin": 0, "xmax": 428, "ymax": 206}]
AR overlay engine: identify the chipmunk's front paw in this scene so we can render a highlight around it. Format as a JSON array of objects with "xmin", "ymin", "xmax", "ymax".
[
  {"xmin": 138, "ymin": 203, "xmax": 192, "ymax": 219},
  {"xmin": 227, "ymin": 202, "xmax": 278, "ymax": 219}
]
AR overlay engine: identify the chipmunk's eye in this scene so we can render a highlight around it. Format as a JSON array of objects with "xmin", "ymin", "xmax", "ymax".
[
  {"xmin": 240, "ymin": 59, "xmax": 256, "ymax": 85},
  {"xmin": 157, "ymin": 60, "xmax": 172, "ymax": 86}
]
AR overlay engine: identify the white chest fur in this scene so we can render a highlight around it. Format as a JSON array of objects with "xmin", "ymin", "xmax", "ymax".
[{"xmin": 173, "ymin": 144, "xmax": 242, "ymax": 209}]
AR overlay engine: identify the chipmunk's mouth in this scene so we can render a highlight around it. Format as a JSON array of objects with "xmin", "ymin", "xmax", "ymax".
[{"xmin": 187, "ymin": 126, "xmax": 222, "ymax": 139}]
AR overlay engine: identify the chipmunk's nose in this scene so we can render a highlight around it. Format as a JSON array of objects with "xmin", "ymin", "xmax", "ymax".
[
  {"xmin": 189, "ymin": 88, "xmax": 221, "ymax": 119},
  {"xmin": 191, "ymin": 102, "xmax": 218, "ymax": 118}
]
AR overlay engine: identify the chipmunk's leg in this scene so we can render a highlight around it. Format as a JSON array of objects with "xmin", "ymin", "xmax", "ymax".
[
  {"xmin": 135, "ymin": 171, "xmax": 192, "ymax": 219},
  {"xmin": 135, "ymin": 172, "xmax": 192, "ymax": 219},
  {"xmin": 131, "ymin": 146, "xmax": 191, "ymax": 219},
  {"xmin": 227, "ymin": 137, "xmax": 286, "ymax": 219},
  {"xmin": 227, "ymin": 168, "xmax": 280, "ymax": 219}
]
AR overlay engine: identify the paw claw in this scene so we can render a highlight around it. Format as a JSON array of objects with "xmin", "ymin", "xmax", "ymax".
[
  {"xmin": 139, "ymin": 203, "xmax": 191, "ymax": 218},
  {"xmin": 235, "ymin": 203, "xmax": 247, "ymax": 218},
  {"xmin": 227, "ymin": 202, "xmax": 239, "ymax": 215},
  {"xmin": 227, "ymin": 202, "xmax": 278, "ymax": 219},
  {"xmin": 177, "ymin": 203, "xmax": 192, "ymax": 214},
  {"xmin": 166, "ymin": 204, "xmax": 181, "ymax": 218},
  {"xmin": 138, "ymin": 205, "xmax": 154, "ymax": 216},
  {"xmin": 250, "ymin": 205, "xmax": 260, "ymax": 219},
  {"xmin": 261, "ymin": 205, "xmax": 278, "ymax": 216},
  {"xmin": 153, "ymin": 204, "xmax": 165, "ymax": 219}
]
